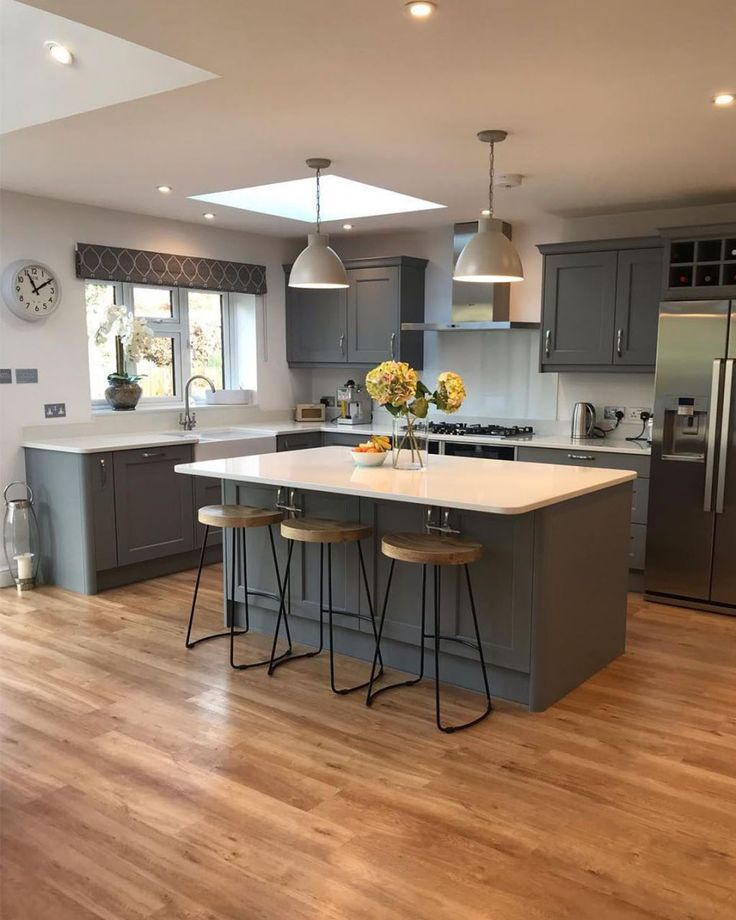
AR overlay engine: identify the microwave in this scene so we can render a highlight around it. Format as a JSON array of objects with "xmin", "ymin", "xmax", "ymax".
[{"xmin": 294, "ymin": 403, "xmax": 326, "ymax": 422}]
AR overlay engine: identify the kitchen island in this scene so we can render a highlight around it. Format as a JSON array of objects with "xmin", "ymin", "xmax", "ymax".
[{"xmin": 176, "ymin": 446, "xmax": 635, "ymax": 711}]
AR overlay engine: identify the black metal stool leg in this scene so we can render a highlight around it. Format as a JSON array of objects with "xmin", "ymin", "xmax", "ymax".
[
  {"xmin": 186, "ymin": 524, "xmax": 246, "ymax": 649},
  {"xmin": 434, "ymin": 563, "xmax": 493, "ymax": 734},
  {"xmin": 269, "ymin": 540, "xmax": 325, "ymax": 675},
  {"xmin": 268, "ymin": 525, "xmax": 293, "ymax": 648}
]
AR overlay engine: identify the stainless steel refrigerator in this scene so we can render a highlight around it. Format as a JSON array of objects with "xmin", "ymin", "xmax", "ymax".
[{"xmin": 646, "ymin": 300, "xmax": 736, "ymax": 614}]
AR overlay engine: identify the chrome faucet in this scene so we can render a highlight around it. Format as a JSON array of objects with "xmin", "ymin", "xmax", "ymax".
[{"xmin": 179, "ymin": 375, "xmax": 216, "ymax": 430}]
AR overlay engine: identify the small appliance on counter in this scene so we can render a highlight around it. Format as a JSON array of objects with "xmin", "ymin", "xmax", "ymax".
[
  {"xmin": 336, "ymin": 380, "xmax": 372, "ymax": 426},
  {"xmin": 294, "ymin": 403, "xmax": 326, "ymax": 422},
  {"xmin": 571, "ymin": 402, "xmax": 596, "ymax": 439}
]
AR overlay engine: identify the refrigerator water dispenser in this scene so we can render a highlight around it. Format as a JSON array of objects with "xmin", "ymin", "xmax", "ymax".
[{"xmin": 661, "ymin": 396, "xmax": 708, "ymax": 460}]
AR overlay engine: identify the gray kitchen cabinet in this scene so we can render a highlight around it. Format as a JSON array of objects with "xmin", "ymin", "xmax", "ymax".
[
  {"xmin": 538, "ymin": 238, "xmax": 663, "ymax": 372},
  {"xmin": 322, "ymin": 432, "xmax": 366, "ymax": 447},
  {"xmin": 284, "ymin": 256, "xmax": 427, "ymax": 369},
  {"xmin": 25, "ymin": 443, "xmax": 215, "ymax": 595},
  {"xmin": 113, "ymin": 445, "xmax": 195, "ymax": 566},
  {"xmin": 276, "ymin": 431, "xmax": 324, "ymax": 452},
  {"xmin": 283, "ymin": 278, "xmax": 348, "ymax": 364},
  {"xmin": 613, "ymin": 247, "xmax": 662, "ymax": 366},
  {"xmin": 87, "ymin": 452, "xmax": 117, "ymax": 571},
  {"xmin": 517, "ymin": 445, "xmax": 650, "ymax": 573}
]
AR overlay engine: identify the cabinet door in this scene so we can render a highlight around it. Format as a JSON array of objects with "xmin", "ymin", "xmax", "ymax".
[
  {"xmin": 347, "ymin": 266, "xmax": 400, "ymax": 364},
  {"xmin": 613, "ymin": 247, "xmax": 663, "ymax": 366},
  {"xmin": 113, "ymin": 446, "xmax": 194, "ymax": 566},
  {"xmin": 285, "ymin": 284, "xmax": 348, "ymax": 364},
  {"xmin": 276, "ymin": 432, "xmax": 324, "ymax": 452},
  {"xmin": 194, "ymin": 476, "xmax": 223, "ymax": 548},
  {"xmin": 542, "ymin": 251, "xmax": 618, "ymax": 366},
  {"xmin": 86, "ymin": 452, "xmax": 117, "ymax": 571}
]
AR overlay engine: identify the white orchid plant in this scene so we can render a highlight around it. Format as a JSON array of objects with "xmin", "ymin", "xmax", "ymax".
[{"xmin": 94, "ymin": 305, "xmax": 157, "ymax": 385}]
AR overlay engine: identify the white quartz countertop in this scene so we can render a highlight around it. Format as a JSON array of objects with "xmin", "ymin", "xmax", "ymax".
[
  {"xmin": 22, "ymin": 420, "xmax": 651, "ymax": 456},
  {"xmin": 175, "ymin": 446, "xmax": 636, "ymax": 515}
]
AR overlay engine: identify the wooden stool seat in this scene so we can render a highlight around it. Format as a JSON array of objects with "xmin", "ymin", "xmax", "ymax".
[
  {"xmin": 281, "ymin": 517, "xmax": 372, "ymax": 545},
  {"xmin": 381, "ymin": 532, "xmax": 483, "ymax": 566},
  {"xmin": 198, "ymin": 504, "xmax": 284, "ymax": 530}
]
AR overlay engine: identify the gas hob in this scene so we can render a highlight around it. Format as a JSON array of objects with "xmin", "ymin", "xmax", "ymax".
[{"xmin": 427, "ymin": 422, "xmax": 534, "ymax": 439}]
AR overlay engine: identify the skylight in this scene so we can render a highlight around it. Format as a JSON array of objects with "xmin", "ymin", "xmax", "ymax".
[{"xmin": 190, "ymin": 175, "xmax": 445, "ymax": 223}]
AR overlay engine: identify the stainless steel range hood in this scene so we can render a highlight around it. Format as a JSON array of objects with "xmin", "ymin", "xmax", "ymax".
[{"xmin": 401, "ymin": 221, "xmax": 539, "ymax": 331}]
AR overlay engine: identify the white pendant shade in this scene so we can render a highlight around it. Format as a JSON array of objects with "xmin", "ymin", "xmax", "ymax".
[
  {"xmin": 453, "ymin": 217, "xmax": 524, "ymax": 283},
  {"xmin": 289, "ymin": 233, "xmax": 349, "ymax": 289}
]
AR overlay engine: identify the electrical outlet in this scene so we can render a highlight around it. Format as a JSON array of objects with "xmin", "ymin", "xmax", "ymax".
[
  {"xmin": 604, "ymin": 406, "xmax": 626, "ymax": 420},
  {"xmin": 44, "ymin": 402, "xmax": 66, "ymax": 418},
  {"xmin": 320, "ymin": 395, "xmax": 335, "ymax": 407},
  {"xmin": 628, "ymin": 406, "xmax": 652, "ymax": 421}
]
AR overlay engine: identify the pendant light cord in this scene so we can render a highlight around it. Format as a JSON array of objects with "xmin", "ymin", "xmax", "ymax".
[
  {"xmin": 487, "ymin": 141, "xmax": 495, "ymax": 217},
  {"xmin": 315, "ymin": 166, "xmax": 322, "ymax": 234}
]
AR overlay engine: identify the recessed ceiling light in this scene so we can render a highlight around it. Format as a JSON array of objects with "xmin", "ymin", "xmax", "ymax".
[
  {"xmin": 343, "ymin": 223, "xmax": 353, "ymax": 230},
  {"xmin": 405, "ymin": 1, "xmax": 437, "ymax": 18},
  {"xmin": 713, "ymin": 92, "xmax": 735, "ymax": 107},
  {"xmin": 481, "ymin": 209, "xmax": 491, "ymax": 217},
  {"xmin": 157, "ymin": 185, "xmax": 172, "ymax": 194},
  {"xmin": 202, "ymin": 212, "xmax": 215, "ymax": 220},
  {"xmin": 45, "ymin": 41, "xmax": 73, "ymax": 65},
  {"xmin": 191, "ymin": 176, "xmax": 445, "ymax": 222}
]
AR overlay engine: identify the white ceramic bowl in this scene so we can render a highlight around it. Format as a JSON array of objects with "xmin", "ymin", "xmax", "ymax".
[{"xmin": 351, "ymin": 450, "xmax": 388, "ymax": 467}]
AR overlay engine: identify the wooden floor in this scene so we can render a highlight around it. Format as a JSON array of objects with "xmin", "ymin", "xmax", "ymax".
[{"xmin": 1, "ymin": 567, "xmax": 736, "ymax": 920}]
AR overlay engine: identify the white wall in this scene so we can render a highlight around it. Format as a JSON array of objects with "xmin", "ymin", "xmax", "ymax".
[{"xmin": 0, "ymin": 191, "xmax": 299, "ymax": 488}]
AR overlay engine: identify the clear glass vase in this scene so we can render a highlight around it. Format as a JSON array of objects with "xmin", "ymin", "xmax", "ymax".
[{"xmin": 392, "ymin": 416, "xmax": 428, "ymax": 470}]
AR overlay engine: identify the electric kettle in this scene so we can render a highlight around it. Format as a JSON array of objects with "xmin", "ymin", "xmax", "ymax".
[{"xmin": 571, "ymin": 402, "xmax": 596, "ymax": 439}]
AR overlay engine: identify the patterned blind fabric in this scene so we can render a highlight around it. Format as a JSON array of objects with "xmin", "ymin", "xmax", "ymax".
[{"xmin": 75, "ymin": 242, "xmax": 267, "ymax": 295}]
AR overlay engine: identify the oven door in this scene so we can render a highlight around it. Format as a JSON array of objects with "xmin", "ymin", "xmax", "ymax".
[{"xmin": 429, "ymin": 439, "xmax": 515, "ymax": 461}]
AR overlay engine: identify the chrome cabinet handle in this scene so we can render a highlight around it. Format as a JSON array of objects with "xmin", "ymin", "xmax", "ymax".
[
  {"xmin": 616, "ymin": 328, "xmax": 624, "ymax": 357},
  {"xmin": 544, "ymin": 329, "xmax": 551, "ymax": 357},
  {"xmin": 141, "ymin": 451, "xmax": 165, "ymax": 459},
  {"xmin": 99, "ymin": 457, "xmax": 107, "ymax": 487},
  {"xmin": 339, "ymin": 334, "xmax": 345, "ymax": 355},
  {"xmin": 568, "ymin": 454, "xmax": 596, "ymax": 461},
  {"xmin": 425, "ymin": 507, "xmax": 460, "ymax": 535},
  {"xmin": 276, "ymin": 487, "xmax": 301, "ymax": 516},
  {"xmin": 390, "ymin": 332, "xmax": 396, "ymax": 359},
  {"xmin": 704, "ymin": 359, "xmax": 723, "ymax": 512},
  {"xmin": 716, "ymin": 359, "xmax": 734, "ymax": 514}
]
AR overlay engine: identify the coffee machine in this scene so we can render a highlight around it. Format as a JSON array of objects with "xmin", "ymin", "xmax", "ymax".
[{"xmin": 336, "ymin": 380, "xmax": 372, "ymax": 426}]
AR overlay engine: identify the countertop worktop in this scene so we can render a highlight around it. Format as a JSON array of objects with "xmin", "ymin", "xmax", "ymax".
[
  {"xmin": 23, "ymin": 420, "xmax": 651, "ymax": 456},
  {"xmin": 175, "ymin": 445, "xmax": 636, "ymax": 515}
]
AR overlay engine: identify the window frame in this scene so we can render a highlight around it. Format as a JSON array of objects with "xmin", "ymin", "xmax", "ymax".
[{"xmin": 85, "ymin": 280, "xmax": 237, "ymax": 409}]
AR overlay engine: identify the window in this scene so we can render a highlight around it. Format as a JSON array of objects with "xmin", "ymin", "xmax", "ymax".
[{"xmin": 84, "ymin": 281, "xmax": 255, "ymax": 407}]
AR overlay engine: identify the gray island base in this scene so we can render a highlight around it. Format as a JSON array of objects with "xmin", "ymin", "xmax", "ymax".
[{"xmin": 177, "ymin": 447, "xmax": 634, "ymax": 712}]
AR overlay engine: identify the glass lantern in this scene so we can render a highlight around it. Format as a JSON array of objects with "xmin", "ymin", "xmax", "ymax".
[{"xmin": 3, "ymin": 481, "xmax": 40, "ymax": 593}]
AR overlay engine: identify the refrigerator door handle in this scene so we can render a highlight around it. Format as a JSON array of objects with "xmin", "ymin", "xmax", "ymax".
[
  {"xmin": 715, "ymin": 359, "xmax": 734, "ymax": 514},
  {"xmin": 704, "ymin": 359, "xmax": 723, "ymax": 513}
]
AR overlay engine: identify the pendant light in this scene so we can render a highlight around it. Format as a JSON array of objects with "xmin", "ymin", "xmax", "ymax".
[
  {"xmin": 453, "ymin": 130, "xmax": 524, "ymax": 283},
  {"xmin": 289, "ymin": 158, "xmax": 349, "ymax": 289}
]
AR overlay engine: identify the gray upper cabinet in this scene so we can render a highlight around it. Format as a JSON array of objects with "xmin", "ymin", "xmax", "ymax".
[
  {"xmin": 283, "ymin": 280, "xmax": 348, "ymax": 364},
  {"xmin": 284, "ymin": 256, "xmax": 427, "ymax": 368},
  {"xmin": 113, "ymin": 445, "xmax": 195, "ymax": 566},
  {"xmin": 613, "ymin": 247, "xmax": 662, "ymax": 366},
  {"xmin": 538, "ymin": 238, "xmax": 663, "ymax": 372},
  {"xmin": 347, "ymin": 266, "xmax": 400, "ymax": 364}
]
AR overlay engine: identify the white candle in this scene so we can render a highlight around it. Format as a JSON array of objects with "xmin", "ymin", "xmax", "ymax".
[{"xmin": 14, "ymin": 553, "xmax": 34, "ymax": 581}]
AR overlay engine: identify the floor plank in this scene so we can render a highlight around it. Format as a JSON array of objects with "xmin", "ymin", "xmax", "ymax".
[{"xmin": 1, "ymin": 570, "xmax": 735, "ymax": 919}]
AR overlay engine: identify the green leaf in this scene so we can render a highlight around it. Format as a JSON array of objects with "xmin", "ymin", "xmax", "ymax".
[
  {"xmin": 415, "ymin": 380, "xmax": 431, "ymax": 398},
  {"xmin": 410, "ymin": 397, "xmax": 429, "ymax": 418},
  {"xmin": 384, "ymin": 403, "xmax": 403, "ymax": 417}
]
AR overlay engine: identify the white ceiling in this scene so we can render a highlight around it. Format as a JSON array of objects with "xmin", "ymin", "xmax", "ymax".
[
  {"xmin": 0, "ymin": 0, "xmax": 215, "ymax": 134},
  {"xmin": 1, "ymin": 0, "xmax": 735, "ymax": 237}
]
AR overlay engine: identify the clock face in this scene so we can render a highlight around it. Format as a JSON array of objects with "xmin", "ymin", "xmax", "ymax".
[{"xmin": 3, "ymin": 260, "xmax": 61, "ymax": 321}]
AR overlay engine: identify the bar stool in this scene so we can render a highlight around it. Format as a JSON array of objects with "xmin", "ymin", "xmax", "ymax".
[
  {"xmin": 268, "ymin": 518, "xmax": 383, "ymax": 694},
  {"xmin": 186, "ymin": 504, "xmax": 292, "ymax": 670},
  {"xmin": 366, "ymin": 532, "xmax": 492, "ymax": 733}
]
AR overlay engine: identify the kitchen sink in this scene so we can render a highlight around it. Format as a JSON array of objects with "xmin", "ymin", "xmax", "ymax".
[{"xmin": 159, "ymin": 427, "xmax": 276, "ymax": 460}]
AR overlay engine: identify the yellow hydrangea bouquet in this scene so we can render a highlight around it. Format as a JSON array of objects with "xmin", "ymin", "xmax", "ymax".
[{"xmin": 365, "ymin": 361, "xmax": 466, "ymax": 469}]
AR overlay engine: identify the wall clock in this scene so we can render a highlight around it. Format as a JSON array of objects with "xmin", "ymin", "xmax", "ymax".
[{"xmin": 2, "ymin": 260, "xmax": 62, "ymax": 321}]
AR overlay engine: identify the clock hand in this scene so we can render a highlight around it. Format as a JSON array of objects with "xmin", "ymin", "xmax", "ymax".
[
  {"xmin": 25, "ymin": 270, "xmax": 40, "ymax": 295},
  {"xmin": 34, "ymin": 278, "xmax": 53, "ymax": 292}
]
